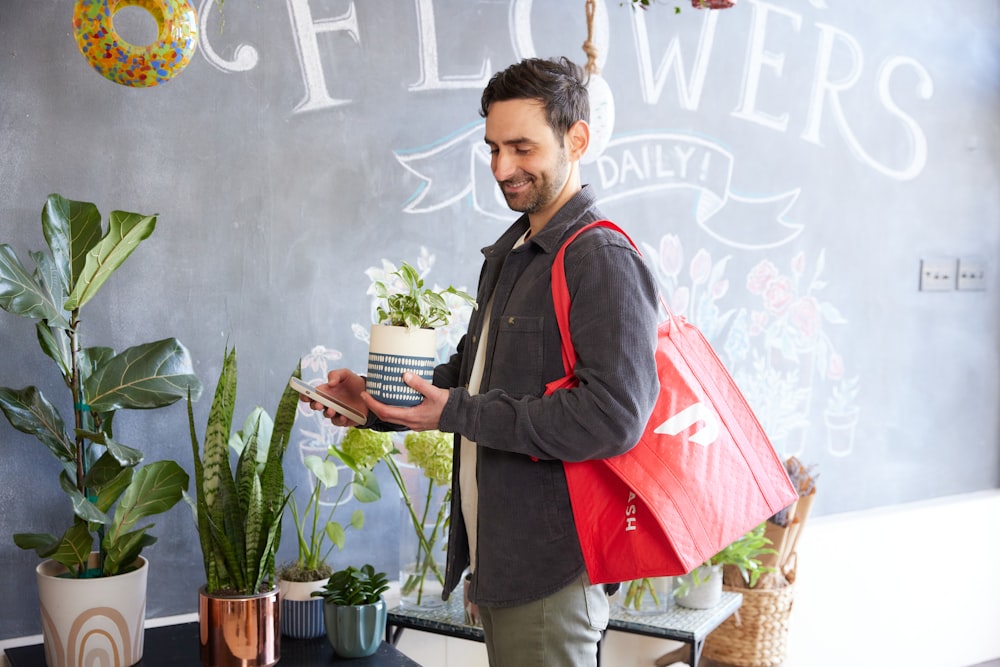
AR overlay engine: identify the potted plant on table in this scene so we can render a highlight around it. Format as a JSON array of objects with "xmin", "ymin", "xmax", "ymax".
[
  {"xmin": 276, "ymin": 436, "xmax": 382, "ymax": 639},
  {"xmin": 674, "ymin": 523, "xmax": 777, "ymax": 609},
  {"xmin": 187, "ymin": 346, "xmax": 297, "ymax": 667},
  {"xmin": 0, "ymin": 193, "xmax": 202, "ymax": 667},
  {"xmin": 312, "ymin": 564, "xmax": 390, "ymax": 658},
  {"xmin": 366, "ymin": 261, "xmax": 475, "ymax": 406}
]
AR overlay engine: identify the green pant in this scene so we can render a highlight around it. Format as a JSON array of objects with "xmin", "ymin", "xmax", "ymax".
[{"xmin": 478, "ymin": 573, "xmax": 609, "ymax": 667}]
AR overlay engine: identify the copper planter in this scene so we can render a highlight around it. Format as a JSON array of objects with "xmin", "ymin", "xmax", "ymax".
[{"xmin": 198, "ymin": 586, "xmax": 280, "ymax": 667}]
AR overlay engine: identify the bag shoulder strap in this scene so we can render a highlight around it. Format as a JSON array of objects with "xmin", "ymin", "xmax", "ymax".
[{"xmin": 549, "ymin": 220, "xmax": 673, "ymax": 379}]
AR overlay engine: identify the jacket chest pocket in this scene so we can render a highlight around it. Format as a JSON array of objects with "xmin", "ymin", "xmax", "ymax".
[{"xmin": 488, "ymin": 315, "xmax": 544, "ymax": 396}]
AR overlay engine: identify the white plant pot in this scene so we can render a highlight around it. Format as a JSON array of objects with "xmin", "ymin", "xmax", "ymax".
[
  {"xmin": 277, "ymin": 577, "xmax": 329, "ymax": 639},
  {"xmin": 36, "ymin": 553, "xmax": 148, "ymax": 667},
  {"xmin": 675, "ymin": 563, "xmax": 723, "ymax": 609},
  {"xmin": 366, "ymin": 324, "xmax": 437, "ymax": 406}
]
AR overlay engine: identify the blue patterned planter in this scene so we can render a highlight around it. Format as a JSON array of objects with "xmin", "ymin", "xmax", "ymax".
[
  {"xmin": 366, "ymin": 325, "xmax": 437, "ymax": 406},
  {"xmin": 277, "ymin": 578, "xmax": 328, "ymax": 639}
]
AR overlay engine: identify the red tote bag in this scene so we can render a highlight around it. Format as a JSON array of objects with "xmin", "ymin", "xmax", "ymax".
[{"xmin": 546, "ymin": 221, "xmax": 798, "ymax": 584}]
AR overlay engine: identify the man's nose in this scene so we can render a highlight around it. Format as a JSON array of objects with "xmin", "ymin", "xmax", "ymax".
[{"xmin": 492, "ymin": 151, "xmax": 515, "ymax": 181}]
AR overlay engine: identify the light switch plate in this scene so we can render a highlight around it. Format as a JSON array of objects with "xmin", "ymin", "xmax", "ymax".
[
  {"xmin": 919, "ymin": 258, "xmax": 956, "ymax": 291},
  {"xmin": 957, "ymin": 257, "xmax": 987, "ymax": 291}
]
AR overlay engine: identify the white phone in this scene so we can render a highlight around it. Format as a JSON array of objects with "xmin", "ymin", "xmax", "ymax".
[{"xmin": 288, "ymin": 377, "xmax": 367, "ymax": 425}]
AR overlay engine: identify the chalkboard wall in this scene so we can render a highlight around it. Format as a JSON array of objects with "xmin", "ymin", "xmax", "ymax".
[{"xmin": 1, "ymin": 0, "xmax": 998, "ymax": 640}]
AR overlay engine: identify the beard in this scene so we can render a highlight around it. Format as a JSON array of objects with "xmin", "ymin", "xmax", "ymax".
[{"xmin": 499, "ymin": 149, "xmax": 571, "ymax": 214}]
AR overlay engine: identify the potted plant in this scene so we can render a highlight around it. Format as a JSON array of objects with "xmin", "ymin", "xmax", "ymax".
[
  {"xmin": 0, "ymin": 193, "xmax": 202, "ymax": 667},
  {"xmin": 276, "ymin": 439, "xmax": 382, "ymax": 639},
  {"xmin": 366, "ymin": 261, "xmax": 475, "ymax": 406},
  {"xmin": 674, "ymin": 523, "xmax": 777, "ymax": 609},
  {"xmin": 312, "ymin": 564, "xmax": 390, "ymax": 658},
  {"xmin": 187, "ymin": 346, "xmax": 296, "ymax": 667}
]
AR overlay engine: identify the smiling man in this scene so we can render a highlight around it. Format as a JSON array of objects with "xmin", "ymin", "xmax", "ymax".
[{"xmin": 306, "ymin": 57, "xmax": 661, "ymax": 666}]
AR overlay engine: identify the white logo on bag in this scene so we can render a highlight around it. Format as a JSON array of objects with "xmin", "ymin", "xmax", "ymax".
[
  {"xmin": 625, "ymin": 491, "xmax": 638, "ymax": 532},
  {"xmin": 653, "ymin": 403, "xmax": 719, "ymax": 446}
]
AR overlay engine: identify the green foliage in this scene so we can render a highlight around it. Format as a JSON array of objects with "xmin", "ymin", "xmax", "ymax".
[
  {"xmin": 311, "ymin": 564, "xmax": 389, "ymax": 606},
  {"xmin": 187, "ymin": 347, "xmax": 296, "ymax": 595},
  {"xmin": 709, "ymin": 523, "xmax": 777, "ymax": 588},
  {"xmin": 279, "ymin": 443, "xmax": 382, "ymax": 582},
  {"xmin": 0, "ymin": 193, "xmax": 202, "ymax": 577},
  {"xmin": 373, "ymin": 261, "xmax": 476, "ymax": 329}
]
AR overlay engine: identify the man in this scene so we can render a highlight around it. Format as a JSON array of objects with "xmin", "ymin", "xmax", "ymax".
[{"xmin": 307, "ymin": 57, "xmax": 660, "ymax": 666}]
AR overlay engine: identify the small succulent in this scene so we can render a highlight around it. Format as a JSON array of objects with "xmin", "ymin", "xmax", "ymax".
[{"xmin": 312, "ymin": 564, "xmax": 389, "ymax": 606}]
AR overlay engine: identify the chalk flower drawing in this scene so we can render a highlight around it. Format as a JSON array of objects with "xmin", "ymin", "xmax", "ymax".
[{"xmin": 643, "ymin": 238, "xmax": 861, "ymax": 458}]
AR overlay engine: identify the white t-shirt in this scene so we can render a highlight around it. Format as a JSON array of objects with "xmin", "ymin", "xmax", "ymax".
[{"xmin": 460, "ymin": 230, "xmax": 531, "ymax": 574}]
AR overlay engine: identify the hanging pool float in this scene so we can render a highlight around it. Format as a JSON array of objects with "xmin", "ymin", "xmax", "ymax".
[{"xmin": 72, "ymin": 0, "xmax": 199, "ymax": 88}]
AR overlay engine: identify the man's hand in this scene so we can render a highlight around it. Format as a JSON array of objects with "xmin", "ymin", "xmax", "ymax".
[
  {"xmin": 362, "ymin": 372, "xmax": 448, "ymax": 432},
  {"xmin": 300, "ymin": 368, "xmax": 368, "ymax": 427}
]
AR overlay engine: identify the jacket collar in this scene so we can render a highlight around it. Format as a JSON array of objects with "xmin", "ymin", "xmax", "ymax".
[{"xmin": 480, "ymin": 185, "xmax": 599, "ymax": 260}]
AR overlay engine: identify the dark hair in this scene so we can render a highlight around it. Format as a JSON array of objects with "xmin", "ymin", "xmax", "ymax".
[{"xmin": 479, "ymin": 57, "xmax": 590, "ymax": 138}]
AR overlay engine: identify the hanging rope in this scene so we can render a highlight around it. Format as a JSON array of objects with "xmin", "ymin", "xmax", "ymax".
[{"xmin": 582, "ymin": 0, "xmax": 600, "ymax": 75}]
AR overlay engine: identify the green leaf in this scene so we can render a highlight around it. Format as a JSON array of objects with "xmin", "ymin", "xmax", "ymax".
[
  {"xmin": 83, "ymin": 452, "xmax": 134, "ymax": 513},
  {"xmin": 0, "ymin": 244, "xmax": 69, "ymax": 328},
  {"xmin": 60, "ymin": 472, "xmax": 111, "ymax": 525},
  {"xmin": 349, "ymin": 508, "xmax": 365, "ymax": 530},
  {"xmin": 78, "ymin": 345, "xmax": 114, "ymax": 387},
  {"xmin": 41, "ymin": 193, "xmax": 102, "ymax": 297},
  {"xmin": 64, "ymin": 209, "xmax": 156, "ymax": 311},
  {"xmin": 46, "ymin": 522, "xmax": 95, "ymax": 574},
  {"xmin": 84, "ymin": 338, "xmax": 203, "ymax": 412},
  {"xmin": 103, "ymin": 530, "xmax": 155, "ymax": 576},
  {"xmin": 304, "ymin": 454, "xmax": 339, "ymax": 489},
  {"xmin": 0, "ymin": 386, "xmax": 73, "ymax": 462},
  {"xmin": 109, "ymin": 460, "xmax": 189, "ymax": 541},
  {"xmin": 351, "ymin": 467, "xmax": 381, "ymax": 503},
  {"xmin": 326, "ymin": 522, "xmax": 346, "ymax": 550},
  {"xmin": 13, "ymin": 532, "xmax": 60, "ymax": 557},
  {"xmin": 78, "ymin": 430, "xmax": 143, "ymax": 467},
  {"xmin": 35, "ymin": 321, "xmax": 71, "ymax": 379}
]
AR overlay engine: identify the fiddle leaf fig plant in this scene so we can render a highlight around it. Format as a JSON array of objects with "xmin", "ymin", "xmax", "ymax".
[
  {"xmin": 374, "ymin": 261, "xmax": 476, "ymax": 329},
  {"xmin": 0, "ymin": 193, "xmax": 202, "ymax": 578}
]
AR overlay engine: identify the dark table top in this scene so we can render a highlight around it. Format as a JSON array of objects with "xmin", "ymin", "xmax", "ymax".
[{"xmin": 5, "ymin": 622, "xmax": 422, "ymax": 667}]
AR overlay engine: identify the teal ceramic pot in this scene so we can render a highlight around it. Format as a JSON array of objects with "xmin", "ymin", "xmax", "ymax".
[{"xmin": 322, "ymin": 598, "xmax": 387, "ymax": 658}]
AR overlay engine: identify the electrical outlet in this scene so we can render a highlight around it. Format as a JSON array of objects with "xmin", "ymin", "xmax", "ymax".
[
  {"xmin": 957, "ymin": 257, "xmax": 987, "ymax": 291},
  {"xmin": 919, "ymin": 258, "xmax": 956, "ymax": 291}
]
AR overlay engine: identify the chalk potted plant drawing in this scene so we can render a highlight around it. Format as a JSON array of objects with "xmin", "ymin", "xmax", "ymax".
[
  {"xmin": 364, "ymin": 260, "xmax": 475, "ymax": 407},
  {"xmin": 187, "ymin": 347, "xmax": 296, "ymax": 667},
  {"xmin": 0, "ymin": 193, "xmax": 202, "ymax": 667}
]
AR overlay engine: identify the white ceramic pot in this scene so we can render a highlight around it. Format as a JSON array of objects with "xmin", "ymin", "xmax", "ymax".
[
  {"xmin": 35, "ymin": 553, "xmax": 148, "ymax": 667},
  {"xmin": 675, "ymin": 563, "xmax": 723, "ymax": 609},
  {"xmin": 366, "ymin": 324, "xmax": 437, "ymax": 406},
  {"xmin": 277, "ymin": 577, "xmax": 329, "ymax": 639}
]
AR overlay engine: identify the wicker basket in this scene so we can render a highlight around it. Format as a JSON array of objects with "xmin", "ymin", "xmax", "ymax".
[{"xmin": 702, "ymin": 571, "xmax": 795, "ymax": 667}]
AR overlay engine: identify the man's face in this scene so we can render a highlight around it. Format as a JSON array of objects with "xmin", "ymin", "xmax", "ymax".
[{"xmin": 483, "ymin": 98, "xmax": 572, "ymax": 217}]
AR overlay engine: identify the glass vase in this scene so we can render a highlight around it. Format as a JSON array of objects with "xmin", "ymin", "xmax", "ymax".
[
  {"xmin": 398, "ymin": 497, "xmax": 448, "ymax": 609},
  {"xmin": 616, "ymin": 577, "xmax": 673, "ymax": 615}
]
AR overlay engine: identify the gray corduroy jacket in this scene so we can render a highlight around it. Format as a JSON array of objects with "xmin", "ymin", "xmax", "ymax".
[{"xmin": 435, "ymin": 186, "xmax": 661, "ymax": 608}]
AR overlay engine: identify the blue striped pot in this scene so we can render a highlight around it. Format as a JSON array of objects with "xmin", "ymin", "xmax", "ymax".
[{"xmin": 277, "ymin": 578, "xmax": 328, "ymax": 639}]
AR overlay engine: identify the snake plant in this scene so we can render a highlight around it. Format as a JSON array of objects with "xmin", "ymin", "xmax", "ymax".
[
  {"xmin": 188, "ymin": 347, "xmax": 298, "ymax": 595},
  {"xmin": 0, "ymin": 193, "xmax": 202, "ymax": 578}
]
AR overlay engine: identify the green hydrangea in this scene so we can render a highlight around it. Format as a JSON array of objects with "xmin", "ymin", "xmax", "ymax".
[
  {"xmin": 340, "ymin": 427, "xmax": 393, "ymax": 470},
  {"xmin": 403, "ymin": 430, "xmax": 453, "ymax": 486}
]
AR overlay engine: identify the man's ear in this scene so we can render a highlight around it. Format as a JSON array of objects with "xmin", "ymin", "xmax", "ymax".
[{"xmin": 566, "ymin": 119, "xmax": 591, "ymax": 161}]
